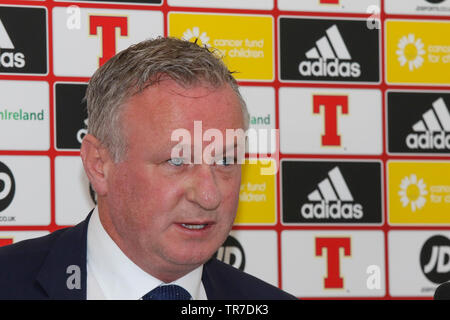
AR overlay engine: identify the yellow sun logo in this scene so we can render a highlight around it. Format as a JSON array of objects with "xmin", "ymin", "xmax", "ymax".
[
  {"xmin": 398, "ymin": 174, "xmax": 428, "ymax": 212},
  {"xmin": 396, "ymin": 34, "xmax": 426, "ymax": 71}
]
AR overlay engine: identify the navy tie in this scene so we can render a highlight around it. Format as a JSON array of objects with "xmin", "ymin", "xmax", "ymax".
[{"xmin": 142, "ymin": 284, "xmax": 192, "ymax": 300}]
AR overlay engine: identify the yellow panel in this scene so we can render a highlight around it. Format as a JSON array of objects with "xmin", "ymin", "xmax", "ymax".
[
  {"xmin": 169, "ymin": 12, "xmax": 274, "ymax": 81},
  {"xmin": 386, "ymin": 20, "xmax": 450, "ymax": 85},
  {"xmin": 235, "ymin": 159, "xmax": 276, "ymax": 225},
  {"xmin": 388, "ymin": 161, "xmax": 450, "ymax": 225}
]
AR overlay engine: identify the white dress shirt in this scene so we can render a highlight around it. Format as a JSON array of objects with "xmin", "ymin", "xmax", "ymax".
[{"xmin": 86, "ymin": 207, "xmax": 208, "ymax": 300}]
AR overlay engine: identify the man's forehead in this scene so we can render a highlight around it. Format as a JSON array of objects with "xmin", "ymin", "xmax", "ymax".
[
  {"xmin": 139, "ymin": 78, "xmax": 232, "ymax": 102},
  {"xmin": 121, "ymin": 78, "xmax": 245, "ymax": 155},
  {"xmin": 127, "ymin": 80, "xmax": 240, "ymax": 117}
]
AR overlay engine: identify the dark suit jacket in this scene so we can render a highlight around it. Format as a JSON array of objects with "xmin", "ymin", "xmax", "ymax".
[{"xmin": 0, "ymin": 212, "xmax": 296, "ymax": 300}]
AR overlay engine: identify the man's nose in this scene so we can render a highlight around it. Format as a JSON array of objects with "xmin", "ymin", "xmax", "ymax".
[{"xmin": 185, "ymin": 164, "xmax": 222, "ymax": 211}]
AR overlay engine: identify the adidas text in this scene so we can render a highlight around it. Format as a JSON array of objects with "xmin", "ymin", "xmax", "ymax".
[
  {"xmin": 406, "ymin": 131, "xmax": 450, "ymax": 150},
  {"xmin": 301, "ymin": 200, "xmax": 364, "ymax": 219},
  {"xmin": 298, "ymin": 58, "xmax": 361, "ymax": 78},
  {"xmin": 0, "ymin": 51, "xmax": 25, "ymax": 68}
]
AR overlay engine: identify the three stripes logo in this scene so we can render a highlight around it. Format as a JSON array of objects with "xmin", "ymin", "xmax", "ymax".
[
  {"xmin": 298, "ymin": 24, "xmax": 361, "ymax": 78},
  {"xmin": 301, "ymin": 166, "xmax": 363, "ymax": 220},
  {"xmin": 0, "ymin": 6, "xmax": 47, "ymax": 74},
  {"xmin": 0, "ymin": 18, "xmax": 25, "ymax": 69},
  {"xmin": 406, "ymin": 97, "xmax": 450, "ymax": 151},
  {"xmin": 279, "ymin": 18, "xmax": 379, "ymax": 82},
  {"xmin": 281, "ymin": 160, "xmax": 382, "ymax": 224}
]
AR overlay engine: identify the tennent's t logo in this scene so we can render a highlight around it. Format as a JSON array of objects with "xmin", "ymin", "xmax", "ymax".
[
  {"xmin": 89, "ymin": 16, "xmax": 128, "ymax": 67},
  {"xmin": 315, "ymin": 237, "xmax": 351, "ymax": 289},
  {"xmin": 313, "ymin": 95, "xmax": 348, "ymax": 146}
]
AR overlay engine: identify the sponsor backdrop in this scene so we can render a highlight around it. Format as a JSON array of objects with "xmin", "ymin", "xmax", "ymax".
[{"xmin": 0, "ymin": 0, "xmax": 449, "ymax": 300}]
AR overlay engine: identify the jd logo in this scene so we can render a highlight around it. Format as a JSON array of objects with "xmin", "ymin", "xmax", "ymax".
[
  {"xmin": 213, "ymin": 235, "xmax": 246, "ymax": 271},
  {"xmin": 0, "ymin": 161, "xmax": 15, "ymax": 212},
  {"xmin": 420, "ymin": 235, "xmax": 450, "ymax": 284}
]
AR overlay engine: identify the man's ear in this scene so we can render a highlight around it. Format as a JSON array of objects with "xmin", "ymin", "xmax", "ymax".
[{"xmin": 80, "ymin": 134, "xmax": 113, "ymax": 197}]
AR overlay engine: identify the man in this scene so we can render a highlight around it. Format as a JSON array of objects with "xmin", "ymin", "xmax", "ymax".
[{"xmin": 0, "ymin": 37, "xmax": 296, "ymax": 300}]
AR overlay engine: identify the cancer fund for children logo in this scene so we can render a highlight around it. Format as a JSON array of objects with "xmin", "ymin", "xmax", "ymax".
[
  {"xmin": 396, "ymin": 34, "xmax": 426, "ymax": 71},
  {"xmin": 169, "ymin": 12, "xmax": 274, "ymax": 81},
  {"xmin": 398, "ymin": 174, "xmax": 428, "ymax": 212},
  {"xmin": 386, "ymin": 20, "xmax": 450, "ymax": 85},
  {"xmin": 388, "ymin": 161, "xmax": 450, "ymax": 225}
]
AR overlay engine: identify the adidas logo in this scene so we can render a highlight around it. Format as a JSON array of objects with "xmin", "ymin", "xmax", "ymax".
[
  {"xmin": 406, "ymin": 97, "xmax": 450, "ymax": 150},
  {"xmin": 301, "ymin": 166, "xmax": 364, "ymax": 219},
  {"xmin": 0, "ymin": 19, "xmax": 25, "ymax": 68},
  {"xmin": 298, "ymin": 25, "xmax": 361, "ymax": 78}
]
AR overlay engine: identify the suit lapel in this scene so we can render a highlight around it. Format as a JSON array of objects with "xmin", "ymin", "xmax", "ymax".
[
  {"xmin": 202, "ymin": 259, "xmax": 220, "ymax": 299},
  {"xmin": 202, "ymin": 259, "xmax": 235, "ymax": 300},
  {"xmin": 36, "ymin": 212, "xmax": 92, "ymax": 299}
]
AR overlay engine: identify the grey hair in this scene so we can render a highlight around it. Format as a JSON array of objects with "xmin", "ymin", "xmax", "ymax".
[{"xmin": 85, "ymin": 36, "xmax": 250, "ymax": 162}]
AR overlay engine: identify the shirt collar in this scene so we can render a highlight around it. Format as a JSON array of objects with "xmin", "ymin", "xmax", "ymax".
[{"xmin": 86, "ymin": 207, "xmax": 204, "ymax": 300}]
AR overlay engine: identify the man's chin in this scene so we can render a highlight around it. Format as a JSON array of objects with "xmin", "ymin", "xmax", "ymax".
[{"xmin": 164, "ymin": 245, "xmax": 217, "ymax": 269}]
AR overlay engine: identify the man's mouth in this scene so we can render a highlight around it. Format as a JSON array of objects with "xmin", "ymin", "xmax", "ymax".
[{"xmin": 180, "ymin": 223, "xmax": 207, "ymax": 230}]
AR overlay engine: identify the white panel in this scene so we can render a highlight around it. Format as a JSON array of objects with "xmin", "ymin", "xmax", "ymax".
[
  {"xmin": 53, "ymin": 7, "xmax": 163, "ymax": 77},
  {"xmin": 279, "ymin": 87, "xmax": 382, "ymax": 155},
  {"xmin": 389, "ymin": 231, "xmax": 450, "ymax": 296},
  {"xmin": 0, "ymin": 81, "xmax": 49, "ymax": 150},
  {"xmin": 385, "ymin": 0, "xmax": 450, "ymax": 16},
  {"xmin": 0, "ymin": 156, "xmax": 50, "ymax": 226},
  {"xmin": 282, "ymin": 230, "xmax": 385, "ymax": 297},
  {"xmin": 240, "ymin": 86, "xmax": 276, "ymax": 155},
  {"xmin": 228, "ymin": 230, "xmax": 278, "ymax": 287}
]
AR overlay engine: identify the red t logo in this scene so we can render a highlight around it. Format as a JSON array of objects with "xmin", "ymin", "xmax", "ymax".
[
  {"xmin": 313, "ymin": 95, "xmax": 348, "ymax": 146},
  {"xmin": 0, "ymin": 238, "xmax": 13, "ymax": 247},
  {"xmin": 89, "ymin": 16, "xmax": 128, "ymax": 67},
  {"xmin": 315, "ymin": 237, "xmax": 351, "ymax": 289}
]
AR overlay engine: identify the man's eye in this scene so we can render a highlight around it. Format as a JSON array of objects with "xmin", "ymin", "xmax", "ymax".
[
  {"xmin": 167, "ymin": 158, "xmax": 185, "ymax": 166},
  {"xmin": 216, "ymin": 157, "xmax": 235, "ymax": 166}
]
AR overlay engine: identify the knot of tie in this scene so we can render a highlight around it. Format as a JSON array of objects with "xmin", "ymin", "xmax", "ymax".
[{"xmin": 142, "ymin": 284, "xmax": 192, "ymax": 300}]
